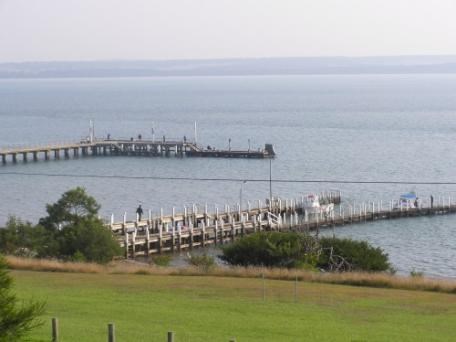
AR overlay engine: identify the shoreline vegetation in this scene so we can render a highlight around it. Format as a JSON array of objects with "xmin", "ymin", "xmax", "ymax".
[{"xmin": 6, "ymin": 255, "xmax": 456, "ymax": 295}]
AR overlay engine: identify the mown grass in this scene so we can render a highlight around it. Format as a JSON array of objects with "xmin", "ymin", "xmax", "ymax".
[{"xmin": 12, "ymin": 270, "xmax": 456, "ymax": 342}]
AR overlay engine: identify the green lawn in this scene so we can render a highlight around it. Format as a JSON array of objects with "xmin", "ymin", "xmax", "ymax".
[{"xmin": 11, "ymin": 270, "xmax": 456, "ymax": 341}]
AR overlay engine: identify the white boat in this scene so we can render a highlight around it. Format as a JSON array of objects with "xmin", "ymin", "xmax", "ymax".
[
  {"xmin": 394, "ymin": 191, "xmax": 419, "ymax": 209},
  {"xmin": 302, "ymin": 194, "xmax": 334, "ymax": 216}
]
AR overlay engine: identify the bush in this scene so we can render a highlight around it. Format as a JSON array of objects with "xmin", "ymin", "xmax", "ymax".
[
  {"xmin": 220, "ymin": 232, "xmax": 319, "ymax": 269},
  {"xmin": 152, "ymin": 255, "xmax": 172, "ymax": 267},
  {"xmin": 188, "ymin": 253, "xmax": 215, "ymax": 272},
  {"xmin": 318, "ymin": 237, "xmax": 391, "ymax": 272},
  {"xmin": 0, "ymin": 217, "xmax": 56, "ymax": 257},
  {"xmin": 220, "ymin": 232, "xmax": 391, "ymax": 272},
  {"xmin": 410, "ymin": 269, "xmax": 424, "ymax": 277}
]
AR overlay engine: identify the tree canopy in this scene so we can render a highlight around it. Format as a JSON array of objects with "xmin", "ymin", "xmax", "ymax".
[{"xmin": 39, "ymin": 187, "xmax": 101, "ymax": 230}]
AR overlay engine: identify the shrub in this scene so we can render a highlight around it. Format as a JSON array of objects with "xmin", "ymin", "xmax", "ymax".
[
  {"xmin": 410, "ymin": 269, "xmax": 424, "ymax": 277},
  {"xmin": 318, "ymin": 237, "xmax": 391, "ymax": 272},
  {"xmin": 221, "ymin": 232, "xmax": 391, "ymax": 272},
  {"xmin": 220, "ymin": 232, "xmax": 319, "ymax": 269},
  {"xmin": 188, "ymin": 253, "xmax": 215, "ymax": 272},
  {"xmin": 152, "ymin": 255, "xmax": 172, "ymax": 267},
  {"xmin": 0, "ymin": 217, "xmax": 55, "ymax": 257}
]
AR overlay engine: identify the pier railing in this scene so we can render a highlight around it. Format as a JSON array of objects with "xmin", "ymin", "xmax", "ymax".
[{"xmin": 109, "ymin": 191, "xmax": 456, "ymax": 258}]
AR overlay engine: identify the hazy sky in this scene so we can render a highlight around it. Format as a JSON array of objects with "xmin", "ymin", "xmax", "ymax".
[{"xmin": 1, "ymin": 0, "xmax": 456, "ymax": 63}]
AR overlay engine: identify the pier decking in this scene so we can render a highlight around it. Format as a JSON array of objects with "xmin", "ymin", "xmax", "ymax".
[
  {"xmin": 0, "ymin": 138, "xmax": 275, "ymax": 164},
  {"xmin": 110, "ymin": 192, "xmax": 456, "ymax": 258}
]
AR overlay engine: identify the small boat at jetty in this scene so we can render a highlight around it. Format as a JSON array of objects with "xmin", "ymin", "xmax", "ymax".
[
  {"xmin": 302, "ymin": 194, "xmax": 334, "ymax": 216},
  {"xmin": 394, "ymin": 191, "xmax": 419, "ymax": 209}
]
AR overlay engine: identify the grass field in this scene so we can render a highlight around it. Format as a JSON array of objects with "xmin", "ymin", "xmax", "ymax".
[{"xmin": 11, "ymin": 270, "xmax": 456, "ymax": 342}]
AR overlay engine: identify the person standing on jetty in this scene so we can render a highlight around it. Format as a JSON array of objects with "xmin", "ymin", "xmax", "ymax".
[
  {"xmin": 136, "ymin": 205, "xmax": 144, "ymax": 221},
  {"xmin": 430, "ymin": 195, "xmax": 434, "ymax": 209}
]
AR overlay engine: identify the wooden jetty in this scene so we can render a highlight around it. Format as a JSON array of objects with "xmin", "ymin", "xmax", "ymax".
[
  {"xmin": 109, "ymin": 192, "xmax": 456, "ymax": 258},
  {"xmin": 109, "ymin": 192, "xmax": 342, "ymax": 258},
  {"xmin": 0, "ymin": 138, "xmax": 275, "ymax": 164}
]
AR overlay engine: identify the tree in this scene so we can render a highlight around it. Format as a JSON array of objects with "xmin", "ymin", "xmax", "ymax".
[
  {"xmin": 39, "ymin": 187, "xmax": 100, "ymax": 230},
  {"xmin": 39, "ymin": 187, "xmax": 121, "ymax": 263},
  {"xmin": 57, "ymin": 217, "xmax": 122, "ymax": 263},
  {"xmin": 0, "ymin": 254, "xmax": 44, "ymax": 341},
  {"xmin": 0, "ymin": 217, "xmax": 57, "ymax": 258}
]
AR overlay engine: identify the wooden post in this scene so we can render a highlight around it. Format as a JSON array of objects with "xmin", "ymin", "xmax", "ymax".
[
  {"xmin": 145, "ymin": 225, "xmax": 150, "ymax": 256},
  {"xmin": 172, "ymin": 207, "xmax": 176, "ymax": 230},
  {"xmin": 220, "ymin": 220, "xmax": 224, "ymax": 244},
  {"xmin": 214, "ymin": 220, "xmax": 218, "ymax": 246},
  {"xmin": 167, "ymin": 331, "xmax": 175, "ymax": 342},
  {"xmin": 51, "ymin": 317, "xmax": 59, "ymax": 342},
  {"xmin": 108, "ymin": 323, "xmax": 115, "ymax": 342},
  {"xmin": 132, "ymin": 228, "xmax": 137, "ymax": 258},
  {"xmin": 171, "ymin": 224, "xmax": 175, "ymax": 252},
  {"xmin": 177, "ymin": 225, "xmax": 181, "ymax": 251},
  {"xmin": 201, "ymin": 222, "xmax": 206, "ymax": 247},
  {"xmin": 158, "ymin": 224, "xmax": 163, "ymax": 253},
  {"xmin": 124, "ymin": 231, "xmax": 128, "ymax": 259}
]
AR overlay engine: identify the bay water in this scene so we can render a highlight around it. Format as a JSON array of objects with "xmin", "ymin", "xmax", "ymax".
[{"xmin": 1, "ymin": 74, "xmax": 456, "ymax": 277}]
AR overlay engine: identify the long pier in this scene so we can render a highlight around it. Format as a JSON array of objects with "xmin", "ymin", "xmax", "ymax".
[
  {"xmin": 0, "ymin": 138, "xmax": 275, "ymax": 164},
  {"xmin": 110, "ymin": 192, "xmax": 456, "ymax": 258},
  {"xmin": 109, "ymin": 192, "xmax": 341, "ymax": 257}
]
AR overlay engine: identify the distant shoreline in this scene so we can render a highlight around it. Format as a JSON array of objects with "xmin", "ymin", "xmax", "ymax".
[{"xmin": 2, "ymin": 55, "xmax": 456, "ymax": 79}]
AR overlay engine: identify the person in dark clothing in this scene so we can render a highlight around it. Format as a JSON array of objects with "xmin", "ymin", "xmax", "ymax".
[
  {"xmin": 430, "ymin": 195, "xmax": 434, "ymax": 208},
  {"xmin": 136, "ymin": 205, "xmax": 144, "ymax": 221}
]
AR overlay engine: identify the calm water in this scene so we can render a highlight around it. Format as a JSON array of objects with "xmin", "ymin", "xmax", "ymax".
[{"xmin": 1, "ymin": 75, "xmax": 456, "ymax": 278}]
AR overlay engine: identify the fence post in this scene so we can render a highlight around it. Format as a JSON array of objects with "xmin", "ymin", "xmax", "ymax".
[
  {"xmin": 108, "ymin": 323, "xmax": 115, "ymax": 342},
  {"xmin": 51, "ymin": 317, "xmax": 59, "ymax": 342},
  {"xmin": 168, "ymin": 331, "xmax": 175, "ymax": 342}
]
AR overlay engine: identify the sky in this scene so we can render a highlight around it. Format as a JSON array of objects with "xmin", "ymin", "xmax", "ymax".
[{"xmin": 1, "ymin": 0, "xmax": 456, "ymax": 63}]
